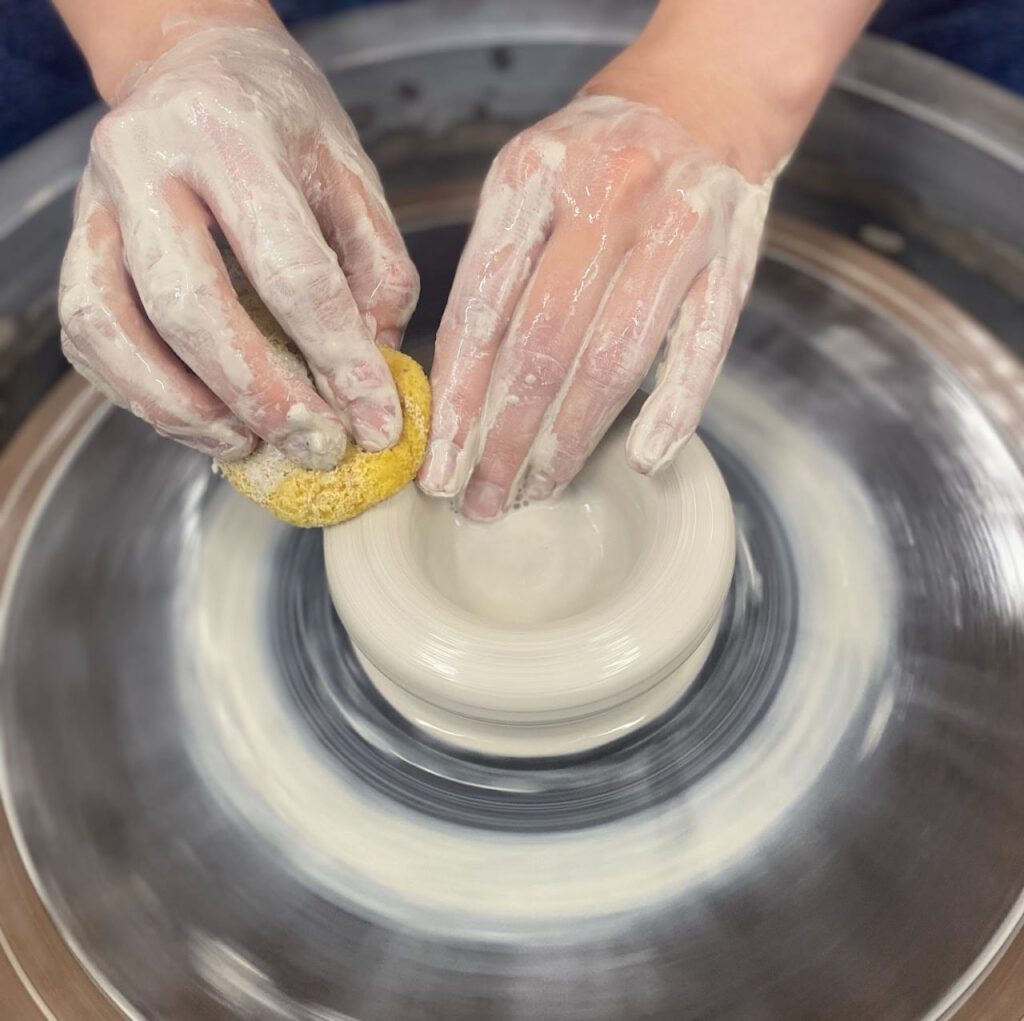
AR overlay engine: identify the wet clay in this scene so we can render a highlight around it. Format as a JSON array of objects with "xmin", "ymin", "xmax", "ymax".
[
  {"xmin": 184, "ymin": 368, "xmax": 895, "ymax": 936},
  {"xmin": 323, "ymin": 401, "xmax": 736, "ymax": 756}
]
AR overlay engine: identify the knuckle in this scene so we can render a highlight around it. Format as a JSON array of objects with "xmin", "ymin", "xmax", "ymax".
[
  {"xmin": 550, "ymin": 430, "xmax": 589, "ymax": 466},
  {"xmin": 580, "ymin": 341, "xmax": 647, "ymax": 395},
  {"xmin": 452, "ymin": 296, "xmax": 501, "ymax": 346},
  {"xmin": 496, "ymin": 132, "xmax": 534, "ymax": 168},
  {"xmin": 136, "ymin": 391, "xmax": 217, "ymax": 435},
  {"xmin": 61, "ymin": 337, "xmax": 126, "ymax": 407},
  {"xmin": 329, "ymin": 353, "xmax": 394, "ymax": 395},
  {"xmin": 142, "ymin": 277, "xmax": 187, "ymax": 324},
  {"xmin": 512, "ymin": 340, "xmax": 572, "ymax": 392},
  {"xmin": 613, "ymin": 145, "xmax": 661, "ymax": 186},
  {"xmin": 57, "ymin": 278, "xmax": 90, "ymax": 331},
  {"xmin": 651, "ymin": 197, "xmax": 702, "ymax": 244},
  {"xmin": 59, "ymin": 330, "xmax": 84, "ymax": 364},
  {"xmin": 586, "ymin": 147, "xmax": 662, "ymax": 212},
  {"xmin": 257, "ymin": 246, "xmax": 342, "ymax": 308},
  {"xmin": 180, "ymin": 78, "xmax": 249, "ymax": 121},
  {"xmin": 267, "ymin": 256, "xmax": 329, "ymax": 294},
  {"xmin": 58, "ymin": 281, "xmax": 111, "ymax": 348},
  {"xmin": 140, "ymin": 274, "xmax": 217, "ymax": 342},
  {"xmin": 629, "ymin": 146, "xmax": 662, "ymax": 181},
  {"xmin": 385, "ymin": 254, "xmax": 420, "ymax": 298},
  {"xmin": 688, "ymin": 324, "xmax": 729, "ymax": 368},
  {"xmin": 372, "ymin": 255, "xmax": 420, "ymax": 315},
  {"xmin": 492, "ymin": 129, "xmax": 556, "ymax": 186},
  {"xmin": 90, "ymin": 111, "xmax": 132, "ymax": 161}
]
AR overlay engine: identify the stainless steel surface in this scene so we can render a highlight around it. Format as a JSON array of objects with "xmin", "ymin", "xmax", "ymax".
[{"xmin": 1, "ymin": 2, "xmax": 1023, "ymax": 1019}]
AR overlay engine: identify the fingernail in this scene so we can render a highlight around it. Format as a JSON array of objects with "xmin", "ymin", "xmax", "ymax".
[
  {"xmin": 641, "ymin": 426, "xmax": 675, "ymax": 472},
  {"xmin": 375, "ymin": 326, "xmax": 403, "ymax": 350},
  {"xmin": 523, "ymin": 471, "xmax": 556, "ymax": 502},
  {"xmin": 350, "ymin": 399, "xmax": 403, "ymax": 452},
  {"xmin": 461, "ymin": 480, "xmax": 507, "ymax": 521},
  {"xmin": 155, "ymin": 419, "xmax": 256, "ymax": 461},
  {"xmin": 283, "ymin": 428, "xmax": 347, "ymax": 470},
  {"xmin": 629, "ymin": 426, "xmax": 690, "ymax": 475},
  {"xmin": 418, "ymin": 439, "xmax": 462, "ymax": 495},
  {"xmin": 201, "ymin": 432, "xmax": 256, "ymax": 461}
]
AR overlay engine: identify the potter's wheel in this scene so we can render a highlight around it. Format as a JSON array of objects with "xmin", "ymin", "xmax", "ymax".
[
  {"xmin": 2, "ymin": 209, "xmax": 1023, "ymax": 1019},
  {"xmin": 2, "ymin": 4, "xmax": 1024, "ymax": 1019}
]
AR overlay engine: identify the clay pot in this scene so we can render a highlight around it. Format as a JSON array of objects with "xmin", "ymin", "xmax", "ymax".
[{"xmin": 324, "ymin": 413, "xmax": 735, "ymax": 757}]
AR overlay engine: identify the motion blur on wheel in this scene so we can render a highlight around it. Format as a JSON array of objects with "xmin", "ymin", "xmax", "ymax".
[{"xmin": 1, "ymin": 1, "xmax": 1022, "ymax": 1019}]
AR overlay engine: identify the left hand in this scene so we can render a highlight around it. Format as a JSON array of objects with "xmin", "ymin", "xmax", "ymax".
[
  {"xmin": 418, "ymin": 94, "xmax": 773, "ymax": 520},
  {"xmin": 58, "ymin": 16, "xmax": 418, "ymax": 467}
]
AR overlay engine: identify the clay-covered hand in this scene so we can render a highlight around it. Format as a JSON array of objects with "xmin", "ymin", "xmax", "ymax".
[
  {"xmin": 58, "ymin": 23, "xmax": 418, "ymax": 467},
  {"xmin": 419, "ymin": 94, "xmax": 774, "ymax": 520}
]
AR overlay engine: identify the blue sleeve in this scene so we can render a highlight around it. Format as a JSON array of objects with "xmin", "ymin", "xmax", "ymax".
[
  {"xmin": 871, "ymin": 0, "xmax": 1024, "ymax": 94},
  {"xmin": 2, "ymin": 0, "xmax": 1021, "ymax": 159},
  {"xmin": 0, "ymin": 0, "xmax": 388, "ymax": 157}
]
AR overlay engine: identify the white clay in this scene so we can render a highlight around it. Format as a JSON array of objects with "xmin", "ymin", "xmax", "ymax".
[
  {"xmin": 323, "ymin": 404, "xmax": 736, "ymax": 757},
  {"xmin": 183, "ymin": 369, "xmax": 895, "ymax": 938}
]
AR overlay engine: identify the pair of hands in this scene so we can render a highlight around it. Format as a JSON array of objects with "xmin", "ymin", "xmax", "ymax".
[{"xmin": 59, "ymin": 14, "xmax": 781, "ymax": 520}]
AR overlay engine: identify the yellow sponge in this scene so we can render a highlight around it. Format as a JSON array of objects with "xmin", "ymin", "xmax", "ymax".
[{"xmin": 216, "ymin": 311, "xmax": 430, "ymax": 528}]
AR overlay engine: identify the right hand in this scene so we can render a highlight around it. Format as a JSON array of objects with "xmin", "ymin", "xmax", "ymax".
[
  {"xmin": 58, "ymin": 21, "xmax": 419, "ymax": 467},
  {"xmin": 419, "ymin": 96, "xmax": 772, "ymax": 520}
]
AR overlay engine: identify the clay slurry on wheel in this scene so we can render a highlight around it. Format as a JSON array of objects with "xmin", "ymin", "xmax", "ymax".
[
  {"xmin": 273, "ymin": 444, "xmax": 795, "ymax": 831},
  {"xmin": 0, "ymin": 230, "xmax": 1023, "ymax": 1021},
  {"xmin": 187, "ymin": 355, "xmax": 895, "ymax": 940}
]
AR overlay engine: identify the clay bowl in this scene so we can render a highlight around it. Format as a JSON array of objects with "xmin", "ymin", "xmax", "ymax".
[{"xmin": 324, "ymin": 408, "xmax": 735, "ymax": 757}]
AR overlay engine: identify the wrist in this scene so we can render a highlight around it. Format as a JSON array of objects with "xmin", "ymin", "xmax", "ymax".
[
  {"xmin": 54, "ymin": 0, "xmax": 280, "ymax": 103},
  {"xmin": 585, "ymin": 0, "xmax": 877, "ymax": 182}
]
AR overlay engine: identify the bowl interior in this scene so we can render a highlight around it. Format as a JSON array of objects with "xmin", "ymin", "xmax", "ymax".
[{"xmin": 410, "ymin": 438, "xmax": 657, "ymax": 628}]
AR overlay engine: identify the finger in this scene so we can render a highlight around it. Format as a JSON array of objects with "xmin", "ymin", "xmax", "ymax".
[
  {"xmin": 117, "ymin": 179, "xmax": 348, "ymax": 470},
  {"xmin": 309, "ymin": 137, "xmax": 419, "ymax": 350},
  {"xmin": 522, "ymin": 241, "xmax": 708, "ymax": 500},
  {"xmin": 59, "ymin": 192, "xmax": 255, "ymax": 460},
  {"xmin": 199, "ymin": 156, "xmax": 403, "ymax": 452},
  {"xmin": 627, "ymin": 259, "xmax": 738, "ymax": 474},
  {"xmin": 418, "ymin": 143, "xmax": 556, "ymax": 496},
  {"xmin": 459, "ymin": 224, "xmax": 625, "ymax": 521}
]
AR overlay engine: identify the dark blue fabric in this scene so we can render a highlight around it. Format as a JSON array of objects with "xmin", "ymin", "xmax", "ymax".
[
  {"xmin": 870, "ymin": 0, "xmax": 1024, "ymax": 93},
  {"xmin": 1, "ymin": 0, "xmax": 94, "ymax": 155},
  {"xmin": 1, "ymin": 0, "xmax": 1022, "ymax": 159},
  {"xmin": 0, "ymin": 0, "xmax": 390, "ymax": 157}
]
